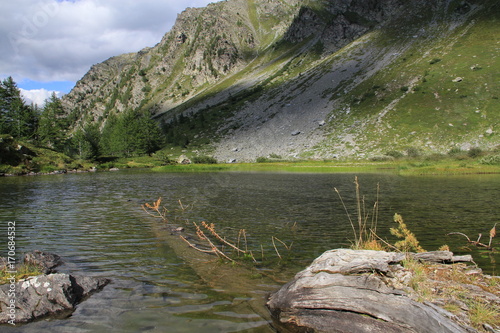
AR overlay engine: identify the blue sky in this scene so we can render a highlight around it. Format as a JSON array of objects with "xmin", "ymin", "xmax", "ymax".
[
  {"xmin": 0, "ymin": 0, "xmax": 222, "ymax": 105},
  {"xmin": 19, "ymin": 79, "xmax": 75, "ymax": 93}
]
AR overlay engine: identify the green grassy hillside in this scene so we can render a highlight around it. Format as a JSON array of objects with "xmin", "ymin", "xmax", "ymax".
[{"xmin": 60, "ymin": 0, "xmax": 499, "ymax": 162}]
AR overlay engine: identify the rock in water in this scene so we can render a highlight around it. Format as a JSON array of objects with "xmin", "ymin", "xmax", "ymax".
[
  {"xmin": 23, "ymin": 250, "xmax": 63, "ymax": 274},
  {"xmin": 0, "ymin": 273, "xmax": 110, "ymax": 324},
  {"xmin": 267, "ymin": 249, "xmax": 472, "ymax": 333}
]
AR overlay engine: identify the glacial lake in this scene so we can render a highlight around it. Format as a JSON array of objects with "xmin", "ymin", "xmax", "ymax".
[{"xmin": 1, "ymin": 170, "xmax": 499, "ymax": 332}]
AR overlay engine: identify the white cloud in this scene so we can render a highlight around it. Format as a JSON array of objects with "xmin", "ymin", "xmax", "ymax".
[
  {"xmin": 20, "ymin": 88, "xmax": 63, "ymax": 107},
  {"xmin": 0, "ymin": 0, "xmax": 221, "ymax": 86}
]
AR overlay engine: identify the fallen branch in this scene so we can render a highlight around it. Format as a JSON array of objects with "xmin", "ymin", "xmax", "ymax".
[
  {"xmin": 179, "ymin": 235, "xmax": 215, "ymax": 254},
  {"xmin": 369, "ymin": 229, "xmax": 400, "ymax": 252},
  {"xmin": 201, "ymin": 221, "xmax": 246, "ymax": 254},
  {"xmin": 447, "ymin": 232, "xmax": 494, "ymax": 251},
  {"xmin": 272, "ymin": 237, "xmax": 282, "ymax": 259},
  {"xmin": 193, "ymin": 222, "xmax": 235, "ymax": 262},
  {"xmin": 271, "ymin": 236, "xmax": 292, "ymax": 259},
  {"xmin": 142, "ymin": 197, "xmax": 168, "ymax": 221}
]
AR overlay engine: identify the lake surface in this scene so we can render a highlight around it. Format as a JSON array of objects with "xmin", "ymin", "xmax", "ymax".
[{"xmin": 0, "ymin": 170, "xmax": 499, "ymax": 332}]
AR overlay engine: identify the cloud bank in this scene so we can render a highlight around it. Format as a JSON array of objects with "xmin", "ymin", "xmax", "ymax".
[
  {"xmin": 20, "ymin": 88, "xmax": 63, "ymax": 107},
  {"xmin": 1, "ymin": 0, "xmax": 221, "ymax": 101}
]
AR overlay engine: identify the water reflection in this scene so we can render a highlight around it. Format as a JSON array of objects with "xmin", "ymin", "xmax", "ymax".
[{"xmin": 0, "ymin": 171, "xmax": 499, "ymax": 331}]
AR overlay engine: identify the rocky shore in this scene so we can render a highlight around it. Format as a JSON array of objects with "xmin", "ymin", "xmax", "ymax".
[
  {"xmin": 267, "ymin": 249, "xmax": 500, "ymax": 333},
  {"xmin": 0, "ymin": 251, "xmax": 109, "ymax": 325},
  {"xmin": 0, "ymin": 168, "xmax": 98, "ymax": 177}
]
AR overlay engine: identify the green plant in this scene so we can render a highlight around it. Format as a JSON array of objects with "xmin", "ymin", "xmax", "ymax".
[
  {"xmin": 256, "ymin": 156, "xmax": 269, "ymax": 163},
  {"xmin": 468, "ymin": 300, "xmax": 500, "ymax": 329},
  {"xmin": 480, "ymin": 155, "xmax": 500, "ymax": 165},
  {"xmin": 385, "ymin": 150, "xmax": 404, "ymax": 159},
  {"xmin": 402, "ymin": 257, "xmax": 431, "ymax": 297},
  {"xmin": 467, "ymin": 147, "xmax": 483, "ymax": 158},
  {"xmin": 153, "ymin": 151, "xmax": 173, "ymax": 165},
  {"xmin": 390, "ymin": 214, "xmax": 425, "ymax": 253},
  {"xmin": 448, "ymin": 147, "xmax": 464, "ymax": 156},
  {"xmin": 192, "ymin": 155, "xmax": 218, "ymax": 164},
  {"xmin": 0, "ymin": 263, "xmax": 42, "ymax": 284},
  {"xmin": 406, "ymin": 147, "xmax": 421, "ymax": 158}
]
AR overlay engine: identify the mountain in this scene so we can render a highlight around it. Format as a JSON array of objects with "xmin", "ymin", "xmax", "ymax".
[{"xmin": 62, "ymin": 0, "xmax": 500, "ymax": 161}]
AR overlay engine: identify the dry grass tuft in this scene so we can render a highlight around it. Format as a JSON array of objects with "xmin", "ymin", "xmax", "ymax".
[
  {"xmin": 401, "ymin": 260, "xmax": 500, "ymax": 331},
  {"xmin": 335, "ymin": 176, "xmax": 385, "ymax": 250}
]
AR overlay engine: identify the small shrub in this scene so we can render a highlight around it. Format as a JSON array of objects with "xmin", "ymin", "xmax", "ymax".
[
  {"xmin": 467, "ymin": 147, "xmax": 483, "ymax": 158},
  {"xmin": 424, "ymin": 153, "xmax": 446, "ymax": 161},
  {"xmin": 98, "ymin": 161, "xmax": 114, "ymax": 169},
  {"xmin": 480, "ymin": 155, "xmax": 500, "ymax": 165},
  {"xmin": 370, "ymin": 156, "xmax": 393, "ymax": 162},
  {"xmin": 448, "ymin": 147, "xmax": 464, "ymax": 156},
  {"xmin": 256, "ymin": 156, "xmax": 269, "ymax": 163},
  {"xmin": 0, "ymin": 164, "xmax": 12, "ymax": 174},
  {"xmin": 154, "ymin": 151, "xmax": 173, "ymax": 165},
  {"xmin": 192, "ymin": 155, "xmax": 218, "ymax": 164},
  {"xmin": 406, "ymin": 147, "xmax": 421, "ymax": 158},
  {"xmin": 390, "ymin": 213, "xmax": 425, "ymax": 253},
  {"xmin": 385, "ymin": 150, "xmax": 404, "ymax": 159},
  {"xmin": 40, "ymin": 165, "xmax": 57, "ymax": 173}
]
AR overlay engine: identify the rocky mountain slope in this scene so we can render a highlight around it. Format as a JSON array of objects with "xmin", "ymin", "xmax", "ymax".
[{"xmin": 62, "ymin": 0, "xmax": 500, "ymax": 161}]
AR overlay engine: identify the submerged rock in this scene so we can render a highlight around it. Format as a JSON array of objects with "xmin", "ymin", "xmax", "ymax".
[{"xmin": 267, "ymin": 249, "xmax": 480, "ymax": 333}]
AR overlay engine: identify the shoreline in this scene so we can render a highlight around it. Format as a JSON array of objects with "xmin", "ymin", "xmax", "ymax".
[{"xmin": 2, "ymin": 159, "xmax": 500, "ymax": 177}]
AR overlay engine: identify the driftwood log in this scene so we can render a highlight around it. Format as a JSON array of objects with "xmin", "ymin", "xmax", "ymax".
[{"xmin": 267, "ymin": 249, "xmax": 478, "ymax": 333}]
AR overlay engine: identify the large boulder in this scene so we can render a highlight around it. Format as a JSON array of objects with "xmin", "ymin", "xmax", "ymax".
[
  {"xmin": 267, "ymin": 249, "xmax": 476, "ymax": 333},
  {"xmin": 0, "ymin": 251, "xmax": 110, "ymax": 324},
  {"xmin": 0, "ymin": 273, "xmax": 110, "ymax": 324},
  {"xmin": 177, "ymin": 154, "xmax": 191, "ymax": 164}
]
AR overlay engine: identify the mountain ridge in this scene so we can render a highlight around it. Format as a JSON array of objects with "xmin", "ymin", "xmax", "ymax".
[{"xmin": 62, "ymin": 0, "xmax": 500, "ymax": 161}]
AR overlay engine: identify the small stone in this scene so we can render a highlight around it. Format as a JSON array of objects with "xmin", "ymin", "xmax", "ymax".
[{"xmin": 24, "ymin": 250, "xmax": 62, "ymax": 274}]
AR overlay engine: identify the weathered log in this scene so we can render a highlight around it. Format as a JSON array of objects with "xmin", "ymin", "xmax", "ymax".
[{"xmin": 267, "ymin": 249, "xmax": 477, "ymax": 333}]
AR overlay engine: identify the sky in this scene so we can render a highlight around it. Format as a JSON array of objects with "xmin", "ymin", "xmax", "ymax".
[{"xmin": 0, "ymin": 0, "xmax": 222, "ymax": 106}]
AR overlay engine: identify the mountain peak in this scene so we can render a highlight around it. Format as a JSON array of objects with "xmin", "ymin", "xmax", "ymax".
[{"xmin": 62, "ymin": 0, "xmax": 500, "ymax": 161}]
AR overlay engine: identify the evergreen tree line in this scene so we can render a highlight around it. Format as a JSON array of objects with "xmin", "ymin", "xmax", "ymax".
[
  {"xmin": 0, "ymin": 76, "xmax": 165, "ymax": 161},
  {"xmin": 0, "ymin": 76, "xmax": 70, "ymax": 150}
]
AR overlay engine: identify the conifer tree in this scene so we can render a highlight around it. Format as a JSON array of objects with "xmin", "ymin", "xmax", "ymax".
[
  {"xmin": 72, "ymin": 123, "xmax": 101, "ymax": 160},
  {"xmin": 100, "ymin": 109, "xmax": 164, "ymax": 157},
  {"xmin": 37, "ymin": 92, "xmax": 68, "ymax": 151},
  {"xmin": 0, "ymin": 77, "xmax": 37, "ymax": 138}
]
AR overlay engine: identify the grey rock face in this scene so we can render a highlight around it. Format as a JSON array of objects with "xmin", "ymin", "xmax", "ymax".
[
  {"xmin": 0, "ymin": 273, "xmax": 110, "ymax": 324},
  {"xmin": 267, "ymin": 249, "xmax": 475, "ymax": 333}
]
